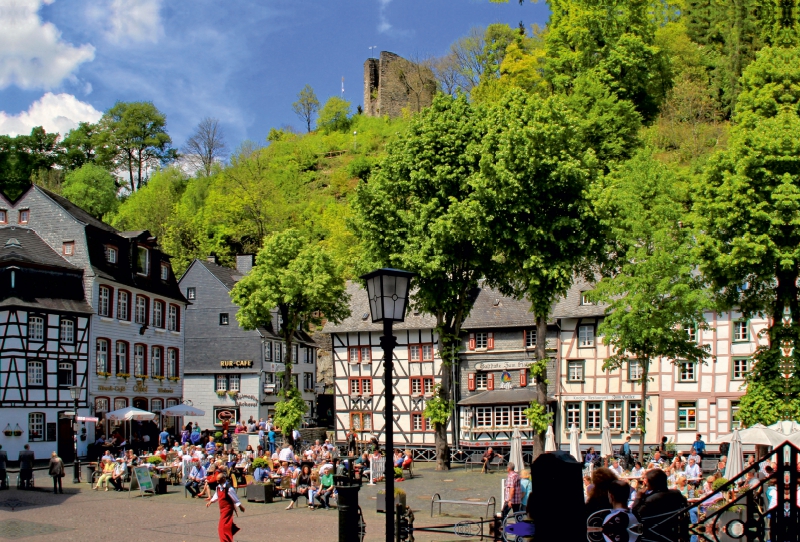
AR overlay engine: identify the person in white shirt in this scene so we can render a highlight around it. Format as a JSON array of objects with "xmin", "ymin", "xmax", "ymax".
[
  {"xmin": 206, "ymin": 472, "xmax": 245, "ymax": 539},
  {"xmin": 610, "ymin": 459, "xmax": 624, "ymax": 475},
  {"xmin": 279, "ymin": 445, "xmax": 295, "ymax": 463},
  {"xmin": 685, "ymin": 458, "xmax": 702, "ymax": 481}
]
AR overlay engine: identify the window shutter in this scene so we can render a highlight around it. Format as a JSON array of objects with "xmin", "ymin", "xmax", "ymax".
[
  {"xmin": 487, "ymin": 373, "xmax": 495, "ymax": 391},
  {"xmin": 468, "ymin": 333, "xmax": 475, "ymax": 351},
  {"xmin": 520, "ymin": 369, "xmax": 527, "ymax": 387},
  {"xmin": 468, "ymin": 373, "xmax": 475, "ymax": 391},
  {"xmin": 523, "ymin": 329, "xmax": 527, "ymax": 347},
  {"xmin": 487, "ymin": 332, "xmax": 494, "ymax": 350}
]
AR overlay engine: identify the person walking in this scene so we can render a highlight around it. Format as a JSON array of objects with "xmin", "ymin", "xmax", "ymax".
[
  {"xmin": 502, "ymin": 462, "xmax": 521, "ymax": 518},
  {"xmin": 48, "ymin": 452, "xmax": 65, "ymax": 494},
  {"xmin": 620, "ymin": 436, "xmax": 634, "ymax": 470},
  {"xmin": 206, "ymin": 472, "xmax": 245, "ymax": 542}
]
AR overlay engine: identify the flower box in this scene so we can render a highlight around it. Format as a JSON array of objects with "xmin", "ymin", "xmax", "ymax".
[
  {"xmin": 167, "ymin": 377, "xmax": 180, "ymax": 382},
  {"xmin": 227, "ymin": 391, "xmax": 239, "ymax": 397},
  {"xmin": 116, "ymin": 373, "xmax": 130, "ymax": 379},
  {"xmin": 153, "ymin": 376, "xmax": 165, "ymax": 381},
  {"xmin": 134, "ymin": 374, "xmax": 147, "ymax": 380}
]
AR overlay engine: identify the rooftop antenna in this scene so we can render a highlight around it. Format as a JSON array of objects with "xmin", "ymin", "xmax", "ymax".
[{"xmin": 369, "ymin": 46, "xmax": 378, "ymax": 59}]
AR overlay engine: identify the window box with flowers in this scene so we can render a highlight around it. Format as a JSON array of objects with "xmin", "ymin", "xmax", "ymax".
[
  {"xmin": 167, "ymin": 376, "xmax": 180, "ymax": 382},
  {"xmin": 116, "ymin": 373, "xmax": 130, "ymax": 380},
  {"xmin": 97, "ymin": 371, "xmax": 111, "ymax": 378},
  {"xmin": 153, "ymin": 375, "xmax": 165, "ymax": 381},
  {"xmin": 216, "ymin": 390, "xmax": 227, "ymax": 397},
  {"xmin": 134, "ymin": 374, "xmax": 147, "ymax": 380},
  {"xmin": 227, "ymin": 390, "xmax": 239, "ymax": 398}
]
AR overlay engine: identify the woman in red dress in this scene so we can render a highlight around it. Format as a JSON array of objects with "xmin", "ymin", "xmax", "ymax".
[{"xmin": 206, "ymin": 472, "xmax": 245, "ymax": 542}]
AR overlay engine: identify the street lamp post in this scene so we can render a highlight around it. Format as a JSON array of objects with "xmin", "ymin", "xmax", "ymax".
[
  {"xmin": 362, "ymin": 268, "xmax": 415, "ymax": 542},
  {"xmin": 69, "ymin": 386, "xmax": 82, "ymax": 483}
]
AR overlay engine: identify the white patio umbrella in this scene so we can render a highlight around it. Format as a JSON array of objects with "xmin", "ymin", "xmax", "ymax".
[
  {"xmin": 769, "ymin": 420, "xmax": 800, "ymax": 435},
  {"xmin": 724, "ymin": 429, "xmax": 744, "ymax": 482},
  {"xmin": 510, "ymin": 428, "xmax": 524, "ymax": 472},
  {"xmin": 569, "ymin": 424, "xmax": 581, "ymax": 462},
  {"xmin": 715, "ymin": 423, "xmax": 788, "ymax": 447},
  {"xmin": 160, "ymin": 404, "xmax": 205, "ymax": 417},
  {"xmin": 544, "ymin": 425, "xmax": 557, "ymax": 452},
  {"xmin": 601, "ymin": 420, "xmax": 614, "ymax": 459},
  {"xmin": 105, "ymin": 406, "xmax": 155, "ymax": 421}
]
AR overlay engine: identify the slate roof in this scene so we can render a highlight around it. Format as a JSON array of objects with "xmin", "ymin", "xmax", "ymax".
[
  {"xmin": 38, "ymin": 188, "xmax": 117, "ymax": 233},
  {"xmin": 457, "ymin": 388, "xmax": 536, "ymax": 406},
  {"xmin": 0, "ymin": 227, "xmax": 77, "ymax": 270},
  {"xmin": 462, "ymin": 285, "xmax": 538, "ymax": 329},
  {"xmin": 195, "ymin": 259, "xmax": 243, "ymax": 291},
  {"xmin": 551, "ymin": 278, "xmax": 607, "ymax": 318},
  {"xmin": 0, "ymin": 296, "xmax": 93, "ymax": 313}
]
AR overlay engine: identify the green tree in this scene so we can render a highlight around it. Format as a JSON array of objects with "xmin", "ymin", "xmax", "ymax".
[
  {"xmin": 352, "ymin": 94, "xmax": 493, "ymax": 470},
  {"xmin": 317, "ymin": 97, "xmax": 352, "ymax": 134},
  {"xmin": 161, "ymin": 174, "xmax": 213, "ymax": 276},
  {"xmin": 590, "ymin": 150, "xmax": 711, "ymax": 458},
  {"xmin": 60, "ymin": 122, "xmax": 99, "ymax": 170},
  {"xmin": 95, "ymin": 101, "xmax": 177, "ymax": 193},
  {"xmin": 0, "ymin": 127, "xmax": 61, "ymax": 198},
  {"xmin": 694, "ymin": 45, "xmax": 800, "ymax": 425},
  {"xmin": 110, "ymin": 167, "xmax": 187, "ymax": 240},
  {"xmin": 230, "ymin": 229, "xmax": 350, "ymax": 395},
  {"xmin": 292, "ymin": 85, "xmax": 320, "ymax": 133},
  {"xmin": 475, "ymin": 89, "xmax": 601, "ymax": 458},
  {"xmin": 61, "ymin": 163, "xmax": 119, "ymax": 219}
]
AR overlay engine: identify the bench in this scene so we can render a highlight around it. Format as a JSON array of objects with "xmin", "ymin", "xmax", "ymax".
[
  {"xmin": 431, "ymin": 493, "xmax": 496, "ymax": 518},
  {"xmin": 701, "ymin": 459, "xmax": 719, "ymax": 474},
  {"xmin": 488, "ymin": 454, "xmax": 505, "ymax": 472},
  {"xmin": 465, "ymin": 452, "xmax": 484, "ymax": 471},
  {"xmin": 402, "ymin": 461, "xmax": 413, "ymax": 479}
]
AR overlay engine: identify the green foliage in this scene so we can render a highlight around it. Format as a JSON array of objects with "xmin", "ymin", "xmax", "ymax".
[
  {"xmin": 60, "ymin": 122, "xmax": 99, "ymax": 170},
  {"xmin": 62, "ymin": 163, "xmax": 119, "ymax": 219},
  {"xmin": 346, "ymin": 156, "xmax": 373, "ymax": 181},
  {"xmin": 273, "ymin": 387, "xmax": 308, "ymax": 434},
  {"xmin": 110, "ymin": 167, "xmax": 187, "ymax": 240},
  {"xmin": 318, "ymin": 97, "xmax": 352, "ymax": 134},
  {"xmin": 293, "ymin": 85, "xmax": 321, "ymax": 132},
  {"xmin": 146, "ymin": 456, "xmax": 163, "ymax": 465},
  {"xmin": 0, "ymin": 127, "xmax": 61, "ymax": 198},
  {"xmin": 523, "ymin": 401, "xmax": 554, "ymax": 434},
  {"xmin": 214, "ymin": 431, "xmax": 223, "ymax": 440},
  {"xmin": 712, "ymin": 477, "xmax": 729, "ymax": 492},
  {"xmin": 252, "ymin": 457, "xmax": 269, "ymax": 469},
  {"xmin": 423, "ymin": 385, "xmax": 454, "ymax": 425},
  {"xmin": 394, "ymin": 467, "xmax": 403, "ymax": 479}
]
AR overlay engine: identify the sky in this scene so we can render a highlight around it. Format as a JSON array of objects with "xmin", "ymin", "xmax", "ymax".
[{"xmin": 0, "ymin": 0, "xmax": 550, "ymax": 152}]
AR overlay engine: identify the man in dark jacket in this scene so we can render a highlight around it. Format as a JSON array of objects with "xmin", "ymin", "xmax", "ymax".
[
  {"xmin": 18, "ymin": 445, "xmax": 35, "ymax": 489},
  {"xmin": 0, "ymin": 445, "xmax": 7, "ymax": 489},
  {"xmin": 633, "ymin": 469, "xmax": 689, "ymax": 541}
]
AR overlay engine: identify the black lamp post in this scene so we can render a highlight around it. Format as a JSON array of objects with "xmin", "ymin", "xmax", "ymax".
[
  {"xmin": 69, "ymin": 385, "xmax": 82, "ymax": 483},
  {"xmin": 361, "ymin": 268, "xmax": 415, "ymax": 542}
]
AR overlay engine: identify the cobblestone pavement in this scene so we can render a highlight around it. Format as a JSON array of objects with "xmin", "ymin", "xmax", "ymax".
[{"xmin": 0, "ymin": 465, "xmax": 508, "ymax": 542}]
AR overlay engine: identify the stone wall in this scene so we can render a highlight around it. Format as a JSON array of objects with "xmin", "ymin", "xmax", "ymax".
[{"xmin": 363, "ymin": 51, "xmax": 436, "ymax": 118}]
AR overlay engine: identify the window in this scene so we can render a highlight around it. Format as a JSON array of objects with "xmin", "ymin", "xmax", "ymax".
[
  {"xmin": 187, "ymin": 287, "xmax": 196, "ymax": 300},
  {"xmin": 220, "ymin": 313, "xmax": 229, "ymax": 325},
  {"xmin": 114, "ymin": 398, "xmax": 127, "ymax": 410},
  {"xmin": 678, "ymin": 402, "xmax": 697, "ymax": 430},
  {"xmin": 412, "ymin": 413, "xmax": 425, "ymax": 431},
  {"xmin": 275, "ymin": 343, "xmax": 282, "ymax": 363},
  {"xmin": 28, "ymin": 316, "xmax": 44, "ymax": 341},
  {"xmin": 18, "ymin": 209, "xmax": 29, "ymax": 224},
  {"xmin": 135, "ymin": 295, "xmax": 148, "ymax": 325},
  {"xmin": 0, "ymin": 210, "xmax": 6, "ymax": 224},
  {"xmin": 95, "ymin": 397, "xmax": 109, "ymax": 414},
  {"xmin": 27, "ymin": 361, "xmax": 43, "ymax": 386},
  {"xmin": 96, "ymin": 339, "xmax": 109, "ymax": 373},
  {"xmin": 216, "ymin": 375, "xmax": 227, "ymax": 391},
  {"xmin": 628, "ymin": 359, "xmax": 643, "ymax": 381},
  {"xmin": 117, "ymin": 291, "xmax": 130, "ymax": 321},
  {"xmin": 580, "ymin": 291, "xmax": 593, "ymax": 305},
  {"xmin": 350, "ymin": 412, "xmax": 372, "ymax": 431},
  {"xmin": 578, "ymin": 325, "xmax": 594, "ymax": 347},
  {"xmin": 685, "ymin": 324, "xmax": 697, "ymax": 342},
  {"xmin": 422, "ymin": 344, "xmax": 434, "ymax": 361},
  {"xmin": 475, "ymin": 406, "xmax": 492, "ymax": 427},
  {"xmin": 628, "ymin": 401, "xmax": 641, "ymax": 431},
  {"xmin": 734, "ymin": 320, "xmax": 749, "ymax": 342},
  {"xmin": 410, "ymin": 377, "xmax": 434, "ymax": 396},
  {"xmin": 475, "ymin": 332, "xmax": 488, "ymax": 349},
  {"xmin": 732, "ymin": 357, "xmax": 751, "ymax": 380},
  {"xmin": 292, "ymin": 374, "xmax": 299, "ymax": 389},
  {"xmin": 293, "ymin": 344, "xmax": 298, "ymax": 362},
  {"xmin": 62, "ymin": 241, "xmax": 74, "ymax": 256},
  {"xmin": 133, "ymin": 344, "xmax": 146, "ymax": 376},
  {"xmin": 566, "ymin": 403, "xmax": 581, "ymax": 430},
  {"xmin": 731, "ymin": 401, "xmax": 742, "ymax": 430},
  {"xmin": 512, "ymin": 406, "xmax": 530, "ymax": 427},
  {"xmin": 304, "ymin": 373, "xmax": 314, "ymax": 390},
  {"xmin": 60, "ymin": 319, "xmax": 74, "ymax": 343},
  {"xmin": 147, "ymin": 300, "xmax": 161, "ymax": 328},
  {"xmin": 160, "ymin": 263, "xmax": 169, "ymax": 280},
  {"xmin": 679, "ymin": 361, "xmax": 696, "ymax": 382},
  {"xmin": 349, "ymin": 346, "xmax": 372, "ymax": 364},
  {"xmin": 475, "ymin": 372, "xmax": 488, "ymax": 390},
  {"xmin": 151, "ymin": 398, "xmax": 163, "ymax": 412},
  {"xmin": 607, "ymin": 402, "xmax": 623, "ymax": 431},
  {"xmin": 58, "ymin": 362, "xmax": 74, "ymax": 386},
  {"xmin": 28, "ymin": 413, "xmax": 44, "ymax": 442},
  {"xmin": 98, "ymin": 286, "xmax": 112, "ymax": 317},
  {"xmin": 349, "ymin": 377, "xmax": 372, "ymax": 395},
  {"xmin": 167, "ymin": 349, "xmax": 178, "ymax": 378},
  {"xmin": 151, "ymin": 347, "xmax": 163, "ymax": 377},
  {"xmin": 168, "ymin": 305, "xmax": 179, "ymax": 331},
  {"xmin": 115, "ymin": 341, "xmax": 128, "ymax": 374},
  {"xmin": 265, "ymin": 342, "xmax": 272, "ymax": 361},
  {"xmin": 137, "ymin": 246, "xmax": 149, "ymax": 275},
  {"xmin": 525, "ymin": 328, "xmax": 537, "ymax": 348},
  {"xmin": 229, "ymin": 374, "xmax": 240, "ymax": 392},
  {"xmin": 495, "ymin": 406, "xmax": 510, "ymax": 427},
  {"xmin": 567, "ymin": 360, "xmax": 585, "ymax": 382},
  {"xmin": 586, "ymin": 402, "xmax": 602, "ymax": 432},
  {"xmin": 409, "ymin": 345, "xmax": 420, "ymax": 362},
  {"xmin": 105, "ymin": 245, "xmax": 117, "ymax": 263}
]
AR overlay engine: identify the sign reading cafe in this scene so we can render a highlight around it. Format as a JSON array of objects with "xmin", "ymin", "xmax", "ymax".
[
  {"xmin": 474, "ymin": 361, "xmax": 532, "ymax": 371},
  {"xmin": 220, "ymin": 360, "xmax": 253, "ymax": 368}
]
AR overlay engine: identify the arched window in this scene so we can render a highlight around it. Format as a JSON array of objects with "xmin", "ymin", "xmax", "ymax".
[
  {"xmin": 116, "ymin": 341, "xmax": 129, "ymax": 374},
  {"xmin": 151, "ymin": 398, "xmax": 163, "ymax": 412},
  {"xmin": 151, "ymin": 346, "xmax": 163, "ymax": 377},
  {"xmin": 167, "ymin": 348, "xmax": 178, "ymax": 378},
  {"xmin": 96, "ymin": 339, "xmax": 110, "ymax": 373},
  {"xmin": 114, "ymin": 397, "xmax": 128, "ymax": 410}
]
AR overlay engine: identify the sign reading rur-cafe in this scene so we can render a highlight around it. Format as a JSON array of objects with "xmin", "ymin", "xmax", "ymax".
[{"xmin": 220, "ymin": 360, "xmax": 253, "ymax": 368}]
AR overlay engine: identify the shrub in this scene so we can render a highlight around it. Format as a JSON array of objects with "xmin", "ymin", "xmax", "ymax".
[
  {"xmin": 214, "ymin": 431, "xmax": 223, "ymax": 440},
  {"xmin": 146, "ymin": 456, "xmax": 162, "ymax": 465},
  {"xmin": 252, "ymin": 457, "xmax": 269, "ymax": 470},
  {"xmin": 394, "ymin": 467, "xmax": 403, "ymax": 479}
]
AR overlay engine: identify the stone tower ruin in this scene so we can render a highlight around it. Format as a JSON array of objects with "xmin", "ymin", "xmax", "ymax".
[{"xmin": 363, "ymin": 51, "xmax": 437, "ymax": 118}]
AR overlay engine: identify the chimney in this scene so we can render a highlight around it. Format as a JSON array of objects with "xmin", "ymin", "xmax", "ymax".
[
  {"xmin": 206, "ymin": 255, "xmax": 217, "ymax": 264},
  {"xmin": 236, "ymin": 254, "xmax": 255, "ymax": 275}
]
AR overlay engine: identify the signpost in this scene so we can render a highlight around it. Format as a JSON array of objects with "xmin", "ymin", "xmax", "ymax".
[{"xmin": 130, "ymin": 466, "xmax": 156, "ymax": 498}]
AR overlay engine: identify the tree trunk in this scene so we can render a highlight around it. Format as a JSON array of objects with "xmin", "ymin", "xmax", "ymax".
[
  {"xmin": 639, "ymin": 359, "xmax": 650, "ymax": 461},
  {"xmin": 532, "ymin": 314, "xmax": 548, "ymax": 461},
  {"xmin": 434, "ymin": 338, "xmax": 452, "ymax": 471},
  {"xmin": 279, "ymin": 304, "xmax": 292, "ymax": 392}
]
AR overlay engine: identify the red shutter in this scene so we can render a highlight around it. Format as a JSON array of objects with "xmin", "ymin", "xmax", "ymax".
[
  {"xmin": 468, "ymin": 373, "xmax": 476, "ymax": 391},
  {"xmin": 487, "ymin": 373, "xmax": 495, "ymax": 390},
  {"xmin": 520, "ymin": 369, "xmax": 528, "ymax": 387},
  {"xmin": 468, "ymin": 333, "xmax": 476, "ymax": 351},
  {"xmin": 487, "ymin": 332, "xmax": 494, "ymax": 350}
]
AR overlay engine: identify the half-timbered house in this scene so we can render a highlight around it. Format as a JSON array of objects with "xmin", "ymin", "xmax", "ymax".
[{"xmin": 0, "ymin": 226, "xmax": 92, "ymax": 461}]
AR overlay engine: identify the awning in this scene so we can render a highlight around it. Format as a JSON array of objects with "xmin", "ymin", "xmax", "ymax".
[{"xmin": 458, "ymin": 388, "xmax": 536, "ymax": 406}]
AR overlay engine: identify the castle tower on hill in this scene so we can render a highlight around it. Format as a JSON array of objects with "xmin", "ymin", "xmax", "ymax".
[{"xmin": 364, "ymin": 51, "xmax": 437, "ymax": 118}]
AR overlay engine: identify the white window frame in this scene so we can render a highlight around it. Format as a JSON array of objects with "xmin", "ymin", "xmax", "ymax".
[
  {"xmin": 686, "ymin": 324, "xmax": 697, "ymax": 342},
  {"xmin": 229, "ymin": 374, "xmax": 240, "ymax": 392},
  {"xmin": 475, "ymin": 406, "xmax": 492, "ymax": 428},
  {"xmin": 115, "ymin": 341, "xmax": 127, "ymax": 374},
  {"xmin": 567, "ymin": 360, "xmax": 584, "ymax": 382},
  {"xmin": 58, "ymin": 362, "xmax": 74, "ymax": 386},
  {"xmin": 98, "ymin": 286, "xmax": 111, "ymax": 317},
  {"xmin": 117, "ymin": 291, "xmax": 129, "ymax": 321},
  {"xmin": 566, "ymin": 402, "xmax": 581, "ymax": 430},
  {"xmin": 28, "ymin": 316, "xmax": 44, "ymax": 341},
  {"xmin": 114, "ymin": 398, "xmax": 127, "ymax": 410},
  {"xmin": 95, "ymin": 397, "xmax": 109, "ymax": 414},
  {"xmin": 733, "ymin": 320, "xmax": 749, "ymax": 342},
  {"xmin": 265, "ymin": 342, "xmax": 272, "ymax": 361},
  {"xmin": 160, "ymin": 264, "xmax": 169, "ymax": 280},
  {"xmin": 628, "ymin": 401, "xmax": 641, "ymax": 431},
  {"xmin": 60, "ymin": 319, "xmax": 74, "ymax": 343},
  {"xmin": 304, "ymin": 372, "xmax": 314, "ymax": 389},
  {"xmin": 580, "ymin": 292, "xmax": 593, "ymax": 305},
  {"xmin": 475, "ymin": 332, "xmax": 488, "ymax": 349},
  {"xmin": 137, "ymin": 246, "xmax": 149, "ymax": 276},
  {"xmin": 475, "ymin": 372, "xmax": 488, "ymax": 390},
  {"xmin": 731, "ymin": 401, "xmax": 742, "ymax": 429},
  {"xmin": 135, "ymin": 296, "xmax": 147, "ymax": 325},
  {"xmin": 578, "ymin": 325, "xmax": 594, "ymax": 347},
  {"xmin": 216, "ymin": 375, "xmax": 228, "ymax": 391},
  {"xmin": 512, "ymin": 406, "xmax": 530, "ymax": 427},
  {"xmin": 607, "ymin": 401, "xmax": 623, "ymax": 431},
  {"xmin": 134, "ymin": 344, "xmax": 145, "ymax": 375},
  {"xmin": 105, "ymin": 246, "xmax": 117, "ymax": 264},
  {"xmin": 28, "ymin": 413, "xmax": 44, "ymax": 442},
  {"xmin": 168, "ymin": 305, "xmax": 178, "ymax": 331},
  {"xmin": 495, "ymin": 406, "xmax": 510, "ymax": 427},
  {"xmin": 628, "ymin": 359, "xmax": 643, "ymax": 381},
  {"xmin": 360, "ymin": 346, "xmax": 371, "ymax": 364},
  {"xmin": 586, "ymin": 402, "xmax": 602, "ymax": 432},
  {"xmin": 151, "ymin": 398, "xmax": 164, "ymax": 412},
  {"xmin": 525, "ymin": 328, "xmax": 537, "ymax": 348},
  {"xmin": 186, "ymin": 287, "xmax": 196, "ymax": 300},
  {"xmin": 151, "ymin": 347, "xmax": 162, "ymax": 377},
  {"xmin": 678, "ymin": 361, "xmax": 696, "ymax": 382},
  {"xmin": 732, "ymin": 357, "xmax": 751, "ymax": 380},
  {"xmin": 153, "ymin": 301, "xmax": 163, "ymax": 328},
  {"xmin": 409, "ymin": 345, "xmax": 421, "ymax": 361},
  {"xmin": 678, "ymin": 401, "xmax": 697, "ymax": 430},
  {"xmin": 96, "ymin": 339, "xmax": 109, "ymax": 373},
  {"xmin": 27, "ymin": 360, "xmax": 43, "ymax": 385},
  {"xmin": 167, "ymin": 349, "xmax": 177, "ymax": 378},
  {"xmin": 422, "ymin": 344, "xmax": 434, "ymax": 361}
]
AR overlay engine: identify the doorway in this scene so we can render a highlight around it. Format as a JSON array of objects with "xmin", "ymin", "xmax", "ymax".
[{"xmin": 58, "ymin": 416, "xmax": 75, "ymax": 463}]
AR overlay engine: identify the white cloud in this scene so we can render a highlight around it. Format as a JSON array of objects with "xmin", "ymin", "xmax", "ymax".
[
  {"xmin": 0, "ymin": 0, "xmax": 95, "ymax": 89},
  {"xmin": 0, "ymin": 92, "xmax": 102, "ymax": 136},
  {"xmin": 105, "ymin": 0, "xmax": 163, "ymax": 43},
  {"xmin": 378, "ymin": 0, "xmax": 392, "ymax": 34}
]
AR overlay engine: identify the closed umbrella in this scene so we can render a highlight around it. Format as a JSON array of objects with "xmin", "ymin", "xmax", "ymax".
[
  {"xmin": 715, "ymin": 423, "xmax": 787, "ymax": 447},
  {"xmin": 545, "ymin": 425, "xmax": 557, "ymax": 452},
  {"xmin": 601, "ymin": 420, "xmax": 614, "ymax": 459},
  {"xmin": 569, "ymin": 424, "xmax": 581, "ymax": 463},
  {"xmin": 510, "ymin": 428, "xmax": 524, "ymax": 472},
  {"xmin": 724, "ymin": 429, "xmax": 744, "ymax": 481}
]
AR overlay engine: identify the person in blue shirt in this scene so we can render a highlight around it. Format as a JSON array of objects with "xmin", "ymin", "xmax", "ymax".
[
  {"xmin": 268, "ymin": 429, "xmax": 276, "ymax": 455},
  {"xmin": 252, "ymin": 463, "xmax": 271, "ymax": 482},
  {"xmin": 159, "ymin": 428, "xmax": 170, "ymax": 447},
  {"xmin": 206, "ymin": 436, "xmax": 217, "ymax": 456},
  {"xmin": 520, "ymin": 469, "xmax": 532, "ymax": 508},
  {"xmin": 692, "ymin": 434, "xmax": 706, "ymax": 458},
  {"xmin": 258, "ymin": 428, "xmax": 266, "ymax": 453},
  {"xmin": 185, "ymin": 460, "xmax": 206, "ymax": 497}
]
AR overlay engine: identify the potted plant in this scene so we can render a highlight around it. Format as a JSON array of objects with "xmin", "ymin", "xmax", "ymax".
[
  {"xmin": 167, "ymin": 376, "xmax": 180, "ymax": 382},
  {"xmin": 214, "ymin": 431, "xmax": 223, "ymax": 441},
  {"xmin": 377, "ymin": 487, "xmax": 406, "ymax": 513},
  {"xmin": 97, "ymin": 371, "xmax": 111, "ymax": 379},
  {"xmin": 116, "ymin": 372, "xmax": 130, "ymax": 380},
  {"xmin": 216, "ymin": 390, "xmax": 226, "ymax": 397},
  {"xmin": 153, "ymin": 375, "xmax": 165, "ymax": 381},
  {"xmin": 146, "ymin": 456, "xmax": 163, "ymax": 466},
  {"xmin": 134, "ymin": 374, "xmax": 147, "ymax": 380},
  {"xmin": 227, "ymin": 390, "xmax": 238, "ymax": 398}
]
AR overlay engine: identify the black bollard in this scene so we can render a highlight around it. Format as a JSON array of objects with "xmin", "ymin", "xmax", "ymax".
[{"xmin": 335, "ymin": 456, "xmax": 363, "ymax": 542}]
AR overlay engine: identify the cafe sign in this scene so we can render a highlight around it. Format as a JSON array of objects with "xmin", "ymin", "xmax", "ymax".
[
  {"xmin": 98, "ymin": 385, "xmax": 125, "ymax": 392},
  {"xmin": 475, "ymin": 361, "xmax": 532, "ymax": 371},
  {"xmin": 235, "ymin": 394, "xmax": 259, "ymax": 407},
  {"xmin": 567, "ymin": 394, "xmax": 643, "ymax": 401},
  {"xmin": 220, "ymin": 360, "xmax": 254, "ymax": 368}
]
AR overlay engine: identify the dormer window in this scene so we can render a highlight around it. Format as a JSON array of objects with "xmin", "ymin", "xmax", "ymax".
[
  {"xmin": 105, "ymin": 246, "xmax": 117, "ymax": 264},
  {"xmin": 160, "ymin": 263, "xmax": 169, "ymax": 280},
  {"xmin": 0, "ymin": 210, "xmax": 6, "ymax": 224},
  {"xmin": 18, "ymin": 209, "xmax": 29, "ymax": 224},
  {"xmin": 137, "ymin": 246, "xmax": 149, "ymax": 276},
  {"xmin": 62, "ymin": 241, "xmax": 74, "ymax": 256},
  {"xmin": 580, "ymin": 292, "xmax": 594, "ymax": 305}
]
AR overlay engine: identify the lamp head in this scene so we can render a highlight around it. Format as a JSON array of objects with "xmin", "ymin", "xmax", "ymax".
[{"xmin": 360, "ymin": 268, "xmax": 415, "ymax": 323}]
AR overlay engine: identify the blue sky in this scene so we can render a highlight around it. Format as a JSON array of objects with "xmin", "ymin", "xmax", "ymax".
[{"xmin": 0, "ymin": 0, "xmax": 550, "ymax": 151}]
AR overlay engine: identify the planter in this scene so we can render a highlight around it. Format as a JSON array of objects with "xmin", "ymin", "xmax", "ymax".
[
  {"xmin": 246, "ymin": 482, "xmax": 273, "ymax": 503},
  {"xmin": 2, "ymin": 431, "xmax": 12, "ymax": 437},
  {"xmin": 12, "ymin": 431, "xmax": 22, "ymax": 437},
  {"xmin": 377, "ymin": 490, "xmax": 406, "ymax": 513}
]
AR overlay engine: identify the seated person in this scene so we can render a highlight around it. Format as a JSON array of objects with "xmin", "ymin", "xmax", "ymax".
[
  {"xmin": 185, "ymin": 460, "xmax": 206, "ymax": 498},
  {"xmin": 602, "ymin": 480, "xmax": 640, "ymax": 542},
  {"xmin": 393, "ymin": 450, "xmax": 404, "ymax": 468},
  {"xmin": 252, "ymin": 462, "xmax": 271, "ymax": 482},
  {"xmin": 402, "ymin": 450, "xmax": 413, "ymax": 469},
  {"xmin": 584, "ymin": 447, "xmax": 599, "ymax": 466},
  {"xmin": 93, "ymin": 457, "xmax": 115, "ymax": 490},
  {"xmin": 481, "ymin": 447, "xmax": 497, "ymax": 474},
  {"xmin": 109, "ymin": 457, "xmax": 127, "ymax": 491},
  {"xmin": 315, "ymin": 468, "xmax": 335, "ymax": 509}
]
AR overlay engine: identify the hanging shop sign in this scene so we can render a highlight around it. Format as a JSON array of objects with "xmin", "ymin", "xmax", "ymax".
[
  {"xmin": 220, "ymin": 360, "xmax": 253, "ymax": 368},
  {"xmin": 235, "ymin": 394, "xmax": 259, "ymax": 407}
]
